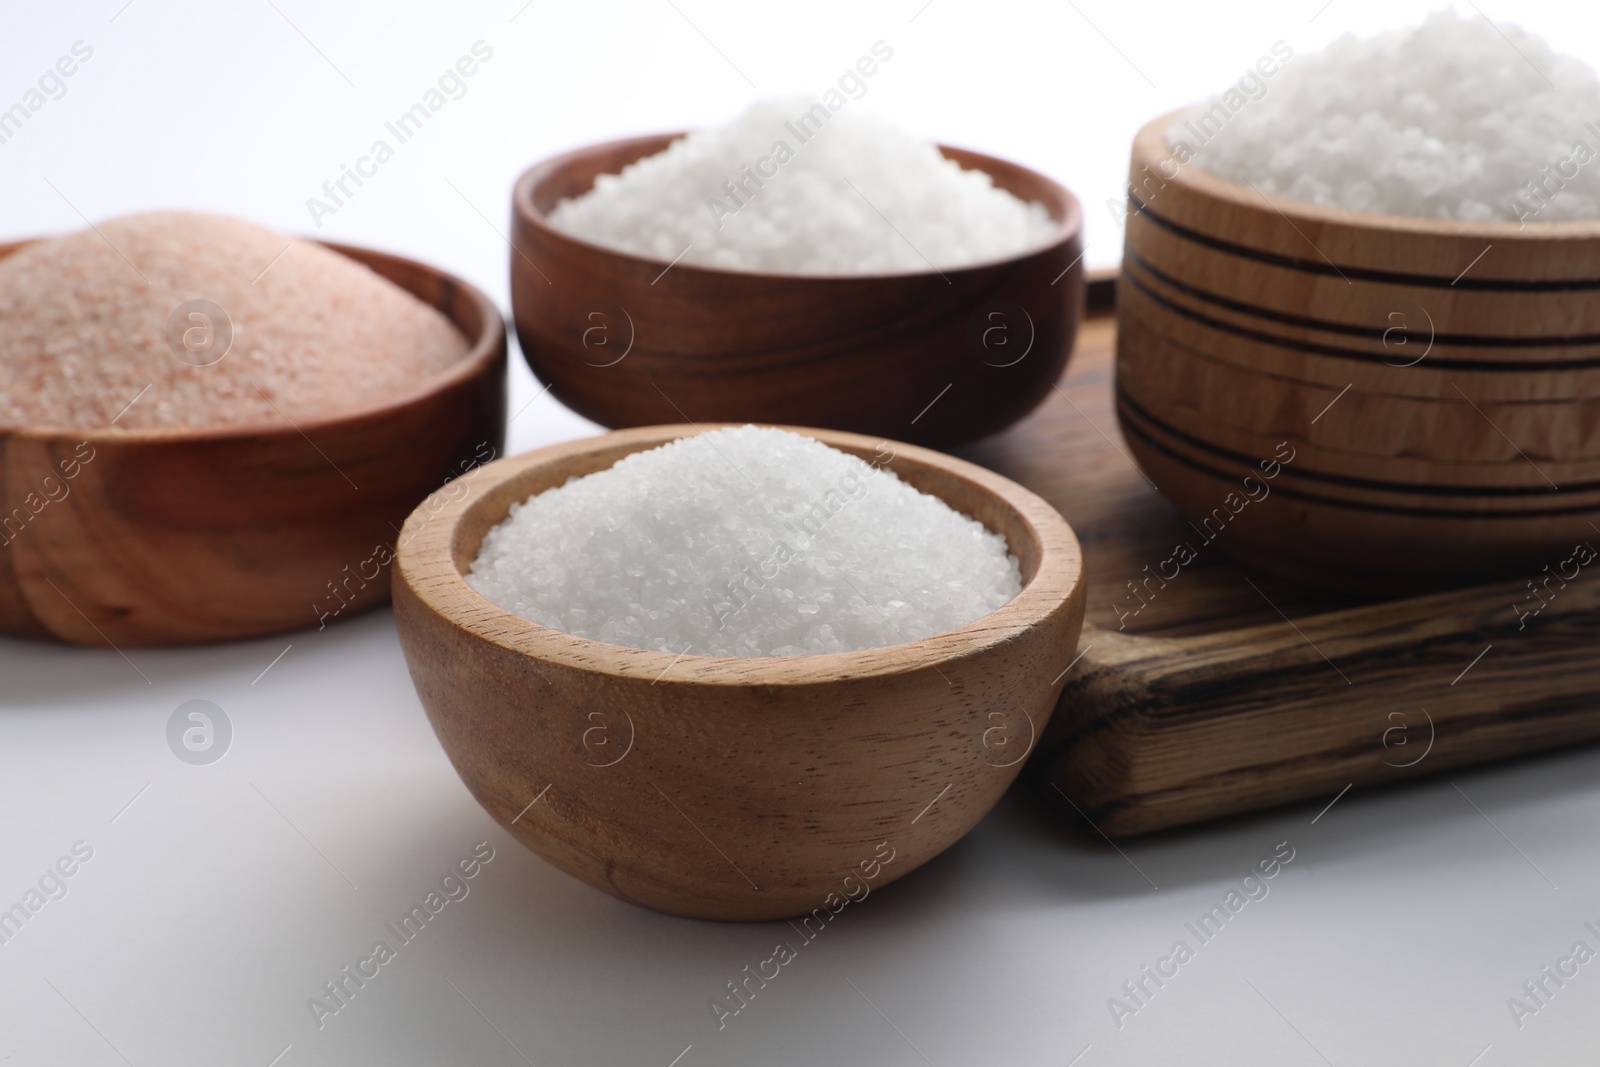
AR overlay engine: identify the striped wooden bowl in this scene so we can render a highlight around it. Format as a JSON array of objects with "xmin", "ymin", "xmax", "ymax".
[
  {"xmin": 1119, "ymin": 318, "xmax": 1600, "ymax": 463},
  {"xmin": 1118, "ymin": 109, "xmax": 1600, "ymax": 585}
]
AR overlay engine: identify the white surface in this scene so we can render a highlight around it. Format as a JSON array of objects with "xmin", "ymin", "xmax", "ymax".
[{"xmin": 3, "ymin": 2, "xmax": 1600, "ymax": 1064}]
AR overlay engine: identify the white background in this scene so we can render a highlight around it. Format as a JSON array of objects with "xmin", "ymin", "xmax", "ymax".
[{"xmin": 3, "ymin": 1, "xmax": 1600, "ymax": 1064}]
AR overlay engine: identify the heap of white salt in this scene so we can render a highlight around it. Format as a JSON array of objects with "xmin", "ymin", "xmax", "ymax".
[
  {"xmin": 548, "ymin": 98, "xmax": 1057, "ymax": 274},
  {"xmin": 466, "ymin": 426, "xmax": 1022, "ymax": 657},
  {"xmin": 0, "ymin": 211, "xmax": 469, "ymax": 430},
  {"xmin": 1179, "ymin": 10, "xmax": 1600, "ymax": 222}
]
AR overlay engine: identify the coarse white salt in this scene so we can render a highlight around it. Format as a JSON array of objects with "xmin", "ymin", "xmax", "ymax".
[
  {"xmin": 466, "ymin": 426, "xmax": 1022, "ymax": 657},
  {"xmin": 1177, "ymin": 10, "xmax": 1600, "ymax": 222},
  {"xmin": 0, "ymin": 211, "xmax": 469, "ymax": 430},
  {"xmin": 547, "ymin": 98, "xmax": 1058, "ymax": 274}
]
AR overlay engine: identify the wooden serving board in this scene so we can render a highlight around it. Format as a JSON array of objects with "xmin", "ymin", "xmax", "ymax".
[{"xmin": 961, "ymin": 275, "xmax": 1600, "ymax": 837}]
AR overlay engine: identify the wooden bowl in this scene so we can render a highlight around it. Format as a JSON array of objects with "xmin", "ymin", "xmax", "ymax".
[
  {"xmin": 510, "ymin": 134, "xmax": 1085, "ymax": 448},
  {"xmin": 1119, "ymin": 321, "xmax": 1600, "ymax": 463},
  {"xmin": 1118, "ymin": 109, "xmax": 1600, "ymax": 583},
  {"xmin": 1121, "ymin": 270, "xmax": 1600, "ymax": 402},
  {"xmin": 0, "ymin": 239, "xmax": 506, "ymax": 645},
  {"xmin": 392, "ymin": 424, "xmax": 1086, "ymax": 921},
  {"xmin": 1120, "ymin": 379, "xmax": 1600, "ymax": 486}
]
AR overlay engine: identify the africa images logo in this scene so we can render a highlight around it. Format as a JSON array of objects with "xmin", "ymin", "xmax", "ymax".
[{"xmin": 166, "ymin": 700, "xmax": 232, "ymax": 766}]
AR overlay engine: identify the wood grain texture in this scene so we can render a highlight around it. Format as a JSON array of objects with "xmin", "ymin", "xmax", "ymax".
[
  {"xmin": 1119, "ymin": 111, "xmax": 1600, "ymax": 582},
  {"xmin": 1119, "ymin": 263, "xmax": 1600, "ymax": 402},
  {"xmin": 1046, "ymin": 570, "xmax": 1600, "ymax": 838},
  {"xmin": 509, "ymin": 133, "xmax": 1086, "ymax": 447},
  {"xmin": 1118, "ymin": 311, "xmax": 1600, "ymax": 463},
  {"xmin": 1118, "ymin": 416, "xmax": 1600, "ymax": 584},
  {"xmin": 0, "ymin": 239, "xmax": 506, "ymax": 645},
  {"xmin": 391, "ymin": 424, "xmax": 1086, "ymax": 921},
  {"xmin": 957, "ymin": 279, "xmax": 1600, "ymax": 837},
  {"xmin": 1122, "ymin": 202, "xmax": 1600, "ymax": 344},
  {"xmin": 963, "ymin": 299, "xmax": 1351, "ymax": 639},
  {"xmin": 1116, "ymin": 379, "xmax": 1600, "ymax": 488}
]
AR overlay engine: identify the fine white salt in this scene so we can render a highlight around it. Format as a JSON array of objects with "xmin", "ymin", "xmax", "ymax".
[
  {"xmin": 1177, "ymin": 10, "xmax": 1600, "ymax": 222},
  {"xmin": 547, "ymin": 98, "xmax": 1058, "ymax": 274},
  {"xmin": 466, "ymin": 426, "xmax": 1022, "ymax": 657}
]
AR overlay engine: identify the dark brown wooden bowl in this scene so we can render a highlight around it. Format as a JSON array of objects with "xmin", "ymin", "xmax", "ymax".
[
  {"xmin": 0, "ymin": 239, "xmax": 506, "ymax": 645},
  {"xmin": 392, "ymin": 424, "xmax": 1086, "ymax": 921},
  {"xmin": 510, "ymin": 133, "xmax": 1085, "ymax": 448}
]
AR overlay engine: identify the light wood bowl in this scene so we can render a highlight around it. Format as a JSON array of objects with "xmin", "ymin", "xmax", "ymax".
[
  {"xmin": 392, "ymin": 424, "xmax": 1086, "ymax": 921},
  {"xmin": 1121, "ymin": 381, "xmax": 1600, "ymax": 487},
  {"xmin": 1121, "ymin": 274, "xmax": 1600, "ymax": 402},
  {"xmin": 1118, "ymin": 109, "xmax": 1600, "ymax": 583},
  {"xmin": 1119, "ymin": 323, "xmax": 1600, "ymax": 464},
  {"xmin": 510, "ymin": 134, "xmax": 1085, "ymax": 448},
  {"xmin": 0, "ymin": 239, "xmax": 506, "ymax": 645}
]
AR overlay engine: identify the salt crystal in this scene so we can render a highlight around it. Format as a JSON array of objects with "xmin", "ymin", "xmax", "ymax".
[
  {"xmin": 1178, "ymin": 10, "xmax": 1600, "ymax": 222},
  {"xmin": 0, "ymin": 211, "xmax": 469, "ymax": 430},
  {"xmin": 466, "ymin": 426, "xmax": 1022, "ymax": 657},
  {"xmin": 548, "ymin": 98, "xmax": 1058, "ymax": 274}
]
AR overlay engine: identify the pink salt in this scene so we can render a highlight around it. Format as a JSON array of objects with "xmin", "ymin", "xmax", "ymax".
[{"xmin": 0, "ymin": 211, "xmax": 469, "ymax": 430}]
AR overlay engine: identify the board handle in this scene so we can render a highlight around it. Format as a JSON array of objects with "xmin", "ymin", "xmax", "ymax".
[{"xmin": 1038, "ymin": 567, "xmax": 1600, "ymax": 837}]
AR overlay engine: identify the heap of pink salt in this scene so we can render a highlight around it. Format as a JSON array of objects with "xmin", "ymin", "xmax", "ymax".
[{"xmin": 0, "ymin": 211, "xmax": 469, "ymax": 430}]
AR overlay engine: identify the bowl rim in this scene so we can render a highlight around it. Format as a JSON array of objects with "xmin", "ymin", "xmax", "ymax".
[
  {"xmin": 1138, "ymin": 107, "xmax": 1600, "ymax": 241},
  {"xmin": 511, "ymin": 130, "xmax": 1085, "ymax": 282},
  {"xmin": 0, "ymin": 234, "xmax": 506, "ymax": 441},
  {"xmin": 395, "ymin": 423, "xmax": 1085, "ymax": 687}
]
